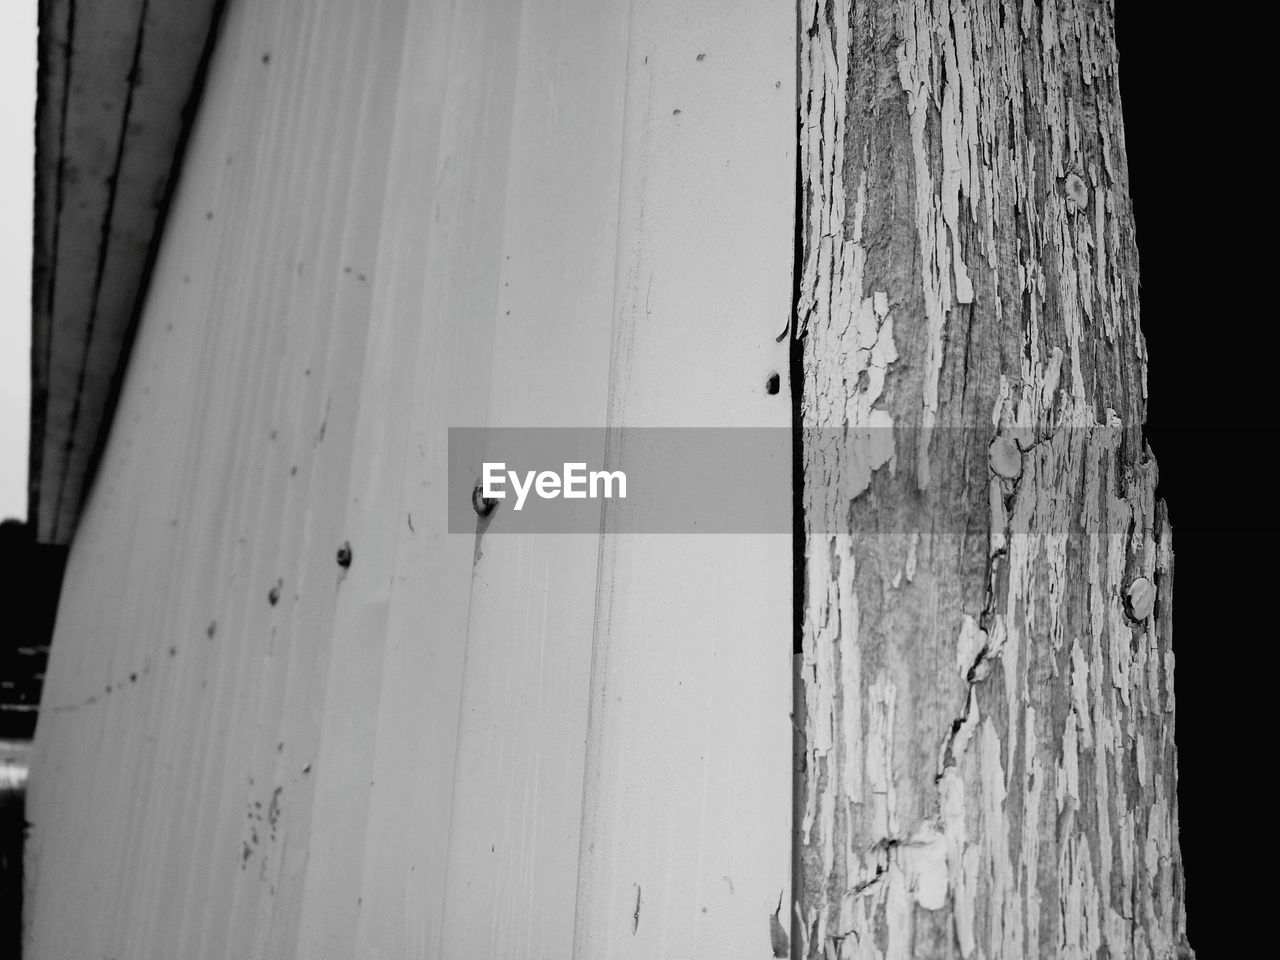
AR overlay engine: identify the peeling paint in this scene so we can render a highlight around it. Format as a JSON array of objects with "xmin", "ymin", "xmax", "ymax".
[{"xmin": 798, "ymin": 1, "xmax": 1190, "ymax": 957}]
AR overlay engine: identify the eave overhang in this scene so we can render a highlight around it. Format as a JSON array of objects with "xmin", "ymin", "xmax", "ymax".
[{"xmin": 29, "ymin": 0, "xmax": 223, "ymax": 544}]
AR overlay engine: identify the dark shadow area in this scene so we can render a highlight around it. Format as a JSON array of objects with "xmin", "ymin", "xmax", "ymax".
[
  {"xmin": 1, "ymin": 521, "xmax": 67, "ymax": 958},
  {"xmin": 0, "ymin": 754, "xmax": 27, "ymax": 959},
  {"xmin": 1117, "ymin": 6, "xmax": 1263, "ymax": 945},
  {"xmin": 0, "ymin": 520, "xmax": 66, "ymax": 740}
]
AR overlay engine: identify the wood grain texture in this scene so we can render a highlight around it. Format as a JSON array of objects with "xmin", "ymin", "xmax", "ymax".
[
  {"xmin": 25, "ymin": 1, "xmax": 794, "ymax": 958},
  {"xmin": 795, "ymin": 1, "xmax": 1192, "ymax": 958}
]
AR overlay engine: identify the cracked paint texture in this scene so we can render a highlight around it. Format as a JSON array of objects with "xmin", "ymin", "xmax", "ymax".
[{"xmin": 796, "ymin": 1, "xmax": 1191, "ymax": 958}]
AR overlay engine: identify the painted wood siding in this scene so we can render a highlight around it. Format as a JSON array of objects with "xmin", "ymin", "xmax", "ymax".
[{"xmin": 26, "ymin": 2, "xmax": 795, "ymax": 958}]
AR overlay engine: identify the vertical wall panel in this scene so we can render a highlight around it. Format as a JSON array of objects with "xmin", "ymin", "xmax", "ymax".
[
  {"xmin": 572, "ymin": 1, "xmax": 795, "ymax": 956},
  {"xmin": 26, "ymin": 1, "xmax": 795, "ymax": 958},
  {"xmin": 432, "ymin": 2, "xmax": 629, "ymax": 957}
]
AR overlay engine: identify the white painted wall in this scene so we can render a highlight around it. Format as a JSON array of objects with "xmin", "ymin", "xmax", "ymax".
[
  {"xmin": 0, "ymin": 2, "xmax": 36, "ymax": 522},
  {"xmin": 26, "ymin": 1, "xmax": 795, "ymax": 957}
]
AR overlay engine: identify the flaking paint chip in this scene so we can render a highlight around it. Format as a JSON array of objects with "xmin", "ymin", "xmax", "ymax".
[
  {"xmin": 1064, "ymin": 172, "xmax": 1089, "ymax": 208},
  {"xmin": 988, "ymin": 436, "xmax": 1022, "ymax": 479},
  {"xmin": 1125, "ymin": 577, "xmax": 1157, "ymax": 621}
]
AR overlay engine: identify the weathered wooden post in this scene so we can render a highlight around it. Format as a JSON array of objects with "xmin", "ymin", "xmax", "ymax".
[{"xmin": 794, "ymin": 1, "xmax": 1192, "ymax": 956}]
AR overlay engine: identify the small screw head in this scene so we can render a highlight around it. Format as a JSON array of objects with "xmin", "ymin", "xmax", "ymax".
[{"xmin": 472, "ymin": 485, "xmax": 499, "ymax": 518}]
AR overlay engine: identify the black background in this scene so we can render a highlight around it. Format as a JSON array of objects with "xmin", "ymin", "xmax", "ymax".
[{"xmin": 1118, "ymin": 5, "xmax": 1263, "ymax": 945}]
